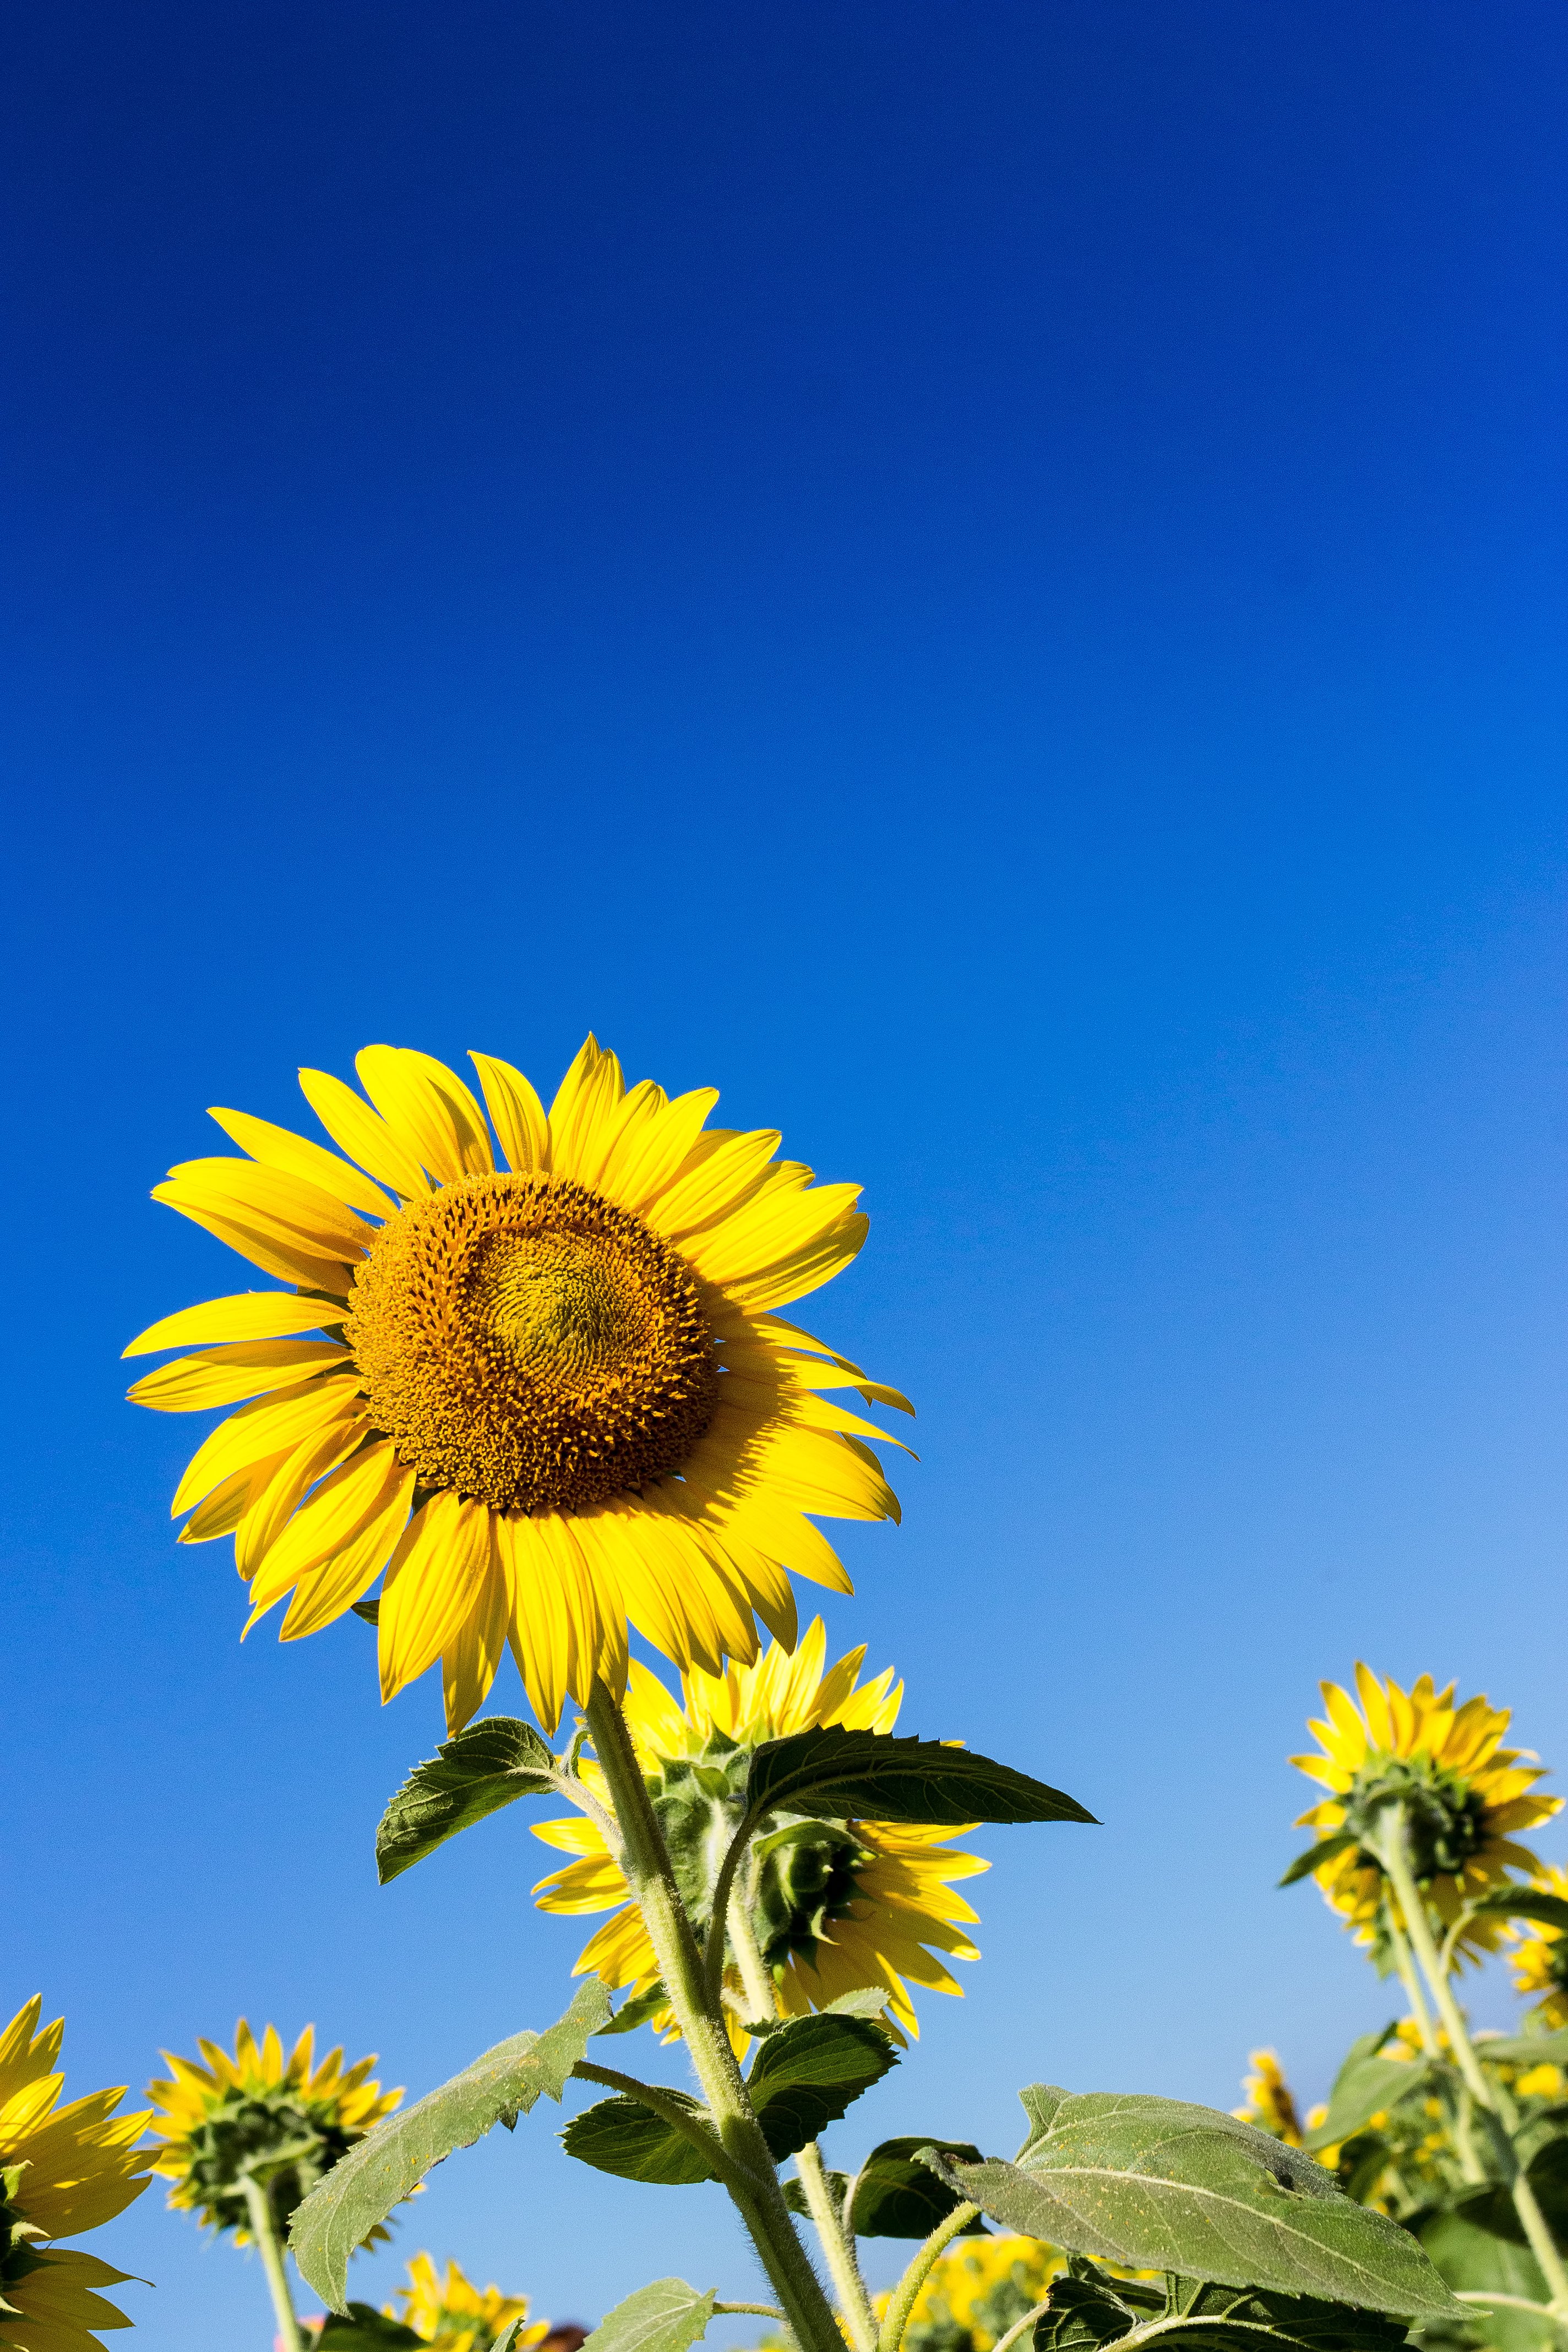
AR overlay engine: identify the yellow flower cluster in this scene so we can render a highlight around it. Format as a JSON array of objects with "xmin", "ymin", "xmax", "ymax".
[{"xmin": 385, "ymin": 2252, "xmax": 546, "ymax": 2352}]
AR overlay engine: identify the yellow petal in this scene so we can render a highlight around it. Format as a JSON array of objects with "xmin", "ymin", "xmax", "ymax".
[
  {"xmin": 644, "ymin": 1128, "xmax": 782, "ymax": 1239},
  {"xmin": 356, "ymin": 1046, "xmax": 493, "ymax": 1184},
  {"xmin": 277, "ymin": 1467, "xmax": 416, "ymax": 1639},
  {"xmin": 161, "ymin": 1157, "xmax": 376, "ymax": 1262},
  {"xmin": 378, "ymin": 1493, "xmax": 493, "ymax": 1699},
  {"xmin": 607, "ymin": 1087, "xmax": 721, "ymax": 1216},
  {"xmin": 124, "ymin": 1292, "xmax": 349, "ymax": 1357},
  {"xmin": 128, "ymin": 1342, "xmax": 351, "ymax": 1412},
  {"xmin": 235, "ymin": 1417, "xmax": 373, "ymax": 1578},
  {"xmin": 442, "ymin": 1530, "xmax": 511, "ymax": 1732},
  {"xmin": 247, "ymin": 1441, "xmax": 411, "ymax": 1614},
  {"xmin": 298, "ymin": 1066, "xmax": 432, "ymax": 1199},
  {"xmin": 470, "ymin": 1052, "xmax": 549, "ymax": 1173},
  {"xmin": 171, "ymin": 1379, "xmax": 366, "ymax": 1514},
  {"xmin": 206, "ymin": 1107, "xmax": 396, "ymax": 1218},
  {"xmin": 150, "ymin": 1185, "xmax": 355, "ymax": 1294}
]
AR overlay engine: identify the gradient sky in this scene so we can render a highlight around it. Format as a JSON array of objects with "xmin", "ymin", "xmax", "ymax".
[{"xmin": 6, "ymin": 6, "xmax": 1565, "ymax": 2348}]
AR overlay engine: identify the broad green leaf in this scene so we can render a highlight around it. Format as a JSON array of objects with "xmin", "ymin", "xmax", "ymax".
[
  {"xmin": 1470, "ymin": 1892, "xmax": 1568, "ymax": 1936},
  {"xmin": 492, "ymin": 2326, "xmax": 532, "ymax": 2352},
  {"xmin": 314, "ymin": 2307, "xmax": 422, "ymax": 2348},
  {"xmin": 1278, "ymin": 1837, "xmax": 1362, "ymax": 1890},
  {"xmin": 745, "ymin": 2013, "xmax": 897, "ymax": 2161},
  {"xmin": 596, "ymin": 1986, "xmax": 671, "ymax": 2038},
  {"xmin": 1419, "ymin": 2207, "xmax": 1556, "ymax": 2352},
  {"xmin": 290, "ymin": 1981, "xmax": 611, "ymax": 2308},
  {"xmin": 742, "ymin": 1727, "xmax": 1097, "ymax": 1830},
  {"xmin": 1473, "ymin": 2030, "xmax": 1568, "ymax": 2067},
  {"xmin": 562, "ymin": 2094, "xmax": 721, "ymax": 2186},
  {"xmin": 1035, "ymin": 2260, "xmax": 1413, "ymax": 2352},
  {"xmin": 376, "ymin": 1717, "xmax": 558, "ymax": 1883},
  {"xmin": 1303, "ymin": 2057, "xmax": 1435, "ymax": 2153},
  {"xmin": 1019, "ymin": 2084, "xmax": 1073, "ymax": 2153},
  {"xmin": 932, "ymin": 2092, "xmax": 1464, "ymax": 2319},
  {"xmin": 732, "ymin": 1986, "xmax": 893, "ymax": 2041},
  {"xmin": 845, "ymin": 2136, "xmax": 989, "ymax": 2238},
  {"xmin": 1450, "ymin": 2141, "xmax": 1568, "ymax": 2247},
  {"xmin": 784, "ymin": 2167, "xmax": 851, "ymax": 2218},
  {"xmin": 579, "ymin": 2280, "xmax": 717, "ymax": 2352}
]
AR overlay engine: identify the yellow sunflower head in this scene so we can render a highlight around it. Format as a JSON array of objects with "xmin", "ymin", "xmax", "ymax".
[
  {"xmin": 532, "ymin": 1619, "xmax": 986, "ymax": 2043},
  {"xmin": 1232, "ymin": 2050, "xmax": 1304, "ymax": 2148},
  {"xmin": 0, "ymin": 1996, "xmax": 151, "ymax": 2352},
  {"xmin": 1506, "ymin": 1863, "xmax": 1568, "ymax": 2029},
  {"xmin": 146, "ymin": 2023, "xmax": 401, "ymax": 2246},
  {"xmin": 126, "ymin": 1039, "xmax": 909, "ymax": 1733},
  {"xmin": 385, "ymin": 2251, "xmax": 545, "ymax": 2352},
  {"xmin": 877, "ymin": 2235, "xmax": 1064, "ymax": 2352},
  {"xmin": 1289, "ymin": 1665, "xmax": 1560, "ymax": 1963}
]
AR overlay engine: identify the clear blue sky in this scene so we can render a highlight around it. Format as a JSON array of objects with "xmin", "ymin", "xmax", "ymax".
[{"xmin": 6, "ymin": 6, "xmax": 1565, "ymax": 2346}]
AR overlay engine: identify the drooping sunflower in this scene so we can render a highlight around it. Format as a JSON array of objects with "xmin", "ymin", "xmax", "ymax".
[
  {"xmin": 0, "ymin": 1996, "xmax": 151, "ymax": 2352},
  {"xmin": 146, "ymin": 2023, "xmax": 401, "ymax": 2246},
  {"xmin": 532, "ymin": 1619, "xmax": 986, "ymax": 2042},
  {"xmin": 126, "ymin": 1039, "xmax": 907, "ymax": 1733},
  {"xmin": 1289, "ymin": 1665, "xmax": 1559, "ymax": 1962},
  {"xmin": 1232, "ymin": 2050, "xmax": 1305, "ymax": 2148},
  {"xmin": 384, "ymin": 2253, "xmax": 546, "ymax": 2352},
  {"xmin": 879, "ymin": 2236, "xmax": 1064, "ymax": 2352},
  {"xmin": 1506, "ymin": 1863, "xmax": 1568, "ymax": 2030}
]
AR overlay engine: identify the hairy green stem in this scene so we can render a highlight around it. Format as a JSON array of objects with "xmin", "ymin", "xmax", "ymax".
[
  {"xmin": 715, "ymin": 2305, "xmax": 787, "ymax": 2320},
  {"xmin": 1456, "ymin": 2292, "xmax": 1568, "ymax": 2333},
  {"xmin": 242, "ymin": 2176, "xmax": 303, "ymax": 2352},
  {"xmin": 584, "ymin": 1682, "xmax": 842, "ymax": 2352},
  {"xmin": 878, "ymin": 2199, "xmax": 981, "ymax": 2352},
  {"xmin": 570, "ymin": 2060, "xmax": 749, "ymax": 2193},
  {"xmin": 1376, "ymin": 1806, "xmax": 1568, "ymax": 2312},
  {"xmin": 991, "ymin": 2300, "xmax": 1051, "ymax": 2352}
]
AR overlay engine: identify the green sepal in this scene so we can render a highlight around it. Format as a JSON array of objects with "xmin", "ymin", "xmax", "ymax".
[
  {"xmin": 1035, "ymin": 2259, "xmax": 1414, "ymax": 2352},
  {"xmin": 929, "ymin": 2091, "xmax": 1465, "ymax": 2319},
  {"xmin": 1303, "ymin": 2054, "xmax": 1436, "ymax": 2153},
  {"xmin": 290, "ymin": 1980, "xmax": 611, "ymax": 2309},
  {"xmin": 578, "ymin": 2279, "xmax": 717, "ymax": 2352},
  {"xmin": 743, "ymin": 1725, "xmax": 1097, "ymax": 1829},
  {"xmin": 313, "ymin": 2306, "xmax": 423, "ymax": 2348},
  {"xmin": 744, "ymin": 2013, "xmax": 897, "ymax": 2161},
  {"xmin": 846, "ymin": 2136, "xmax": 990, "ymax": 2237},
  {"xmin": 561, "ymin": 2095, "xmax": 721, "ymax": 2186},
  {"xmin": 375, "ymin": 1717, "xmax": 559, "ymax": 1883},
  {"xmin": 1278, "ymin": 1837, "xmax": 1362, "ymax": 1890},
  {"xmin": 1468, "ymin": 1892, "xmax": 1568, "ymax": 1935}
]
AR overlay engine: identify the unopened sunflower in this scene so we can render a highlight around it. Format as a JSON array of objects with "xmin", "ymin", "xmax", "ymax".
[
  {"xmin": 532, "ymin": 1619, "xmax": 985, "ymax": 2042},
  {"xmin": 126, "ymin": 1039, "xmax": 907, "ymax": 1732},
  {"xmin": 1289, "ymin": 1665, "xmax": 1559, "ymax": 1960},
  {"xmin": 146, "ymin": 2023, "xmax": 400, "ymax": 2246},
  {"xmin": 384, "ymin": 2252, "xmax": 545, "ymax": 2352},
  {"xmin": 0, "ymin": 1995, "xmax": 150, "ymax": 2352},
  {"xmin": 1506, "ymin": 1863, "xmax": 1568, "ymax": 2030}
]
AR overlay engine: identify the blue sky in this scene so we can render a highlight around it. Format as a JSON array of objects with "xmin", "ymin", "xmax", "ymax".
[{"xmin": 6, "ymin": 4, "xmax": 1565, "ymax": 2345}]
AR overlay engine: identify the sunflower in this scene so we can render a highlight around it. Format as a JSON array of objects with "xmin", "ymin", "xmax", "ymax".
[
  {"xmin": 1232, "ymin": 2050, "xmax": 1305, "ymax": 2148},
  {"xmin": 532, "ymin": 1619, "xmax": 985, "ymax": 2043},
  {"xmin": 382, "ymin": 2252, "xmax": 545, "ymax": 2352},
  {"xmin": 878, "ymin": 2236, "xmax": 1064, "ymax": 2352},
  {"xmin": 1289, "ymin": 1665, "xmax": 1559, "ymax": 1961},
  {"xmin": 146, "ymin": 2023, "xmax": 401, "ymax": 2246},
  {"xmin": 0, "ymin": 1996, "xmax": 151, "ymax": 2352},
  {"xmin": 126, "ymin": 1039, "xmax": 907, "ymax": 1734},
  {"xmin": 1506, "ymin": 1863, "xmax": 1568, "ymax": 2030}
]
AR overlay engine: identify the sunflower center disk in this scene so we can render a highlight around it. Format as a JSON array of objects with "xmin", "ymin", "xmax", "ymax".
[{"xmin": 346, "ymin": 1174, "xmax": 720, "ymax": 1513}]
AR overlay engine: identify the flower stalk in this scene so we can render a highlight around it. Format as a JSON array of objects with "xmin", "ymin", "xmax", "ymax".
[
  {"xmin": 876, "ymin": 2198, "xmax": 983, "ymax": 2352},
  {"xmin": 242, "ymin": 2175, "xmax": 304, "ymax": 2352}
]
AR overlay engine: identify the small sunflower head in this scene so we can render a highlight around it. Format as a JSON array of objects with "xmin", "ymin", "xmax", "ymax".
[
  {"xmin": 1288, "ymin": 1665, "xmax": 1559, "ymax": 1964},
  {"xmin": 387, "ymin": 2251, "xmax": 543, "ymax": 2351},
  {"xmin": 1507, "ymin": 1864, "xmax": 1568, "ymax": 2029},
  {"xmin": 1233, "ymin": 2050, "xmax": 1304, "ymax": 2147},
  {"xmin": 148, "ymin": 2023, "xmax": 401, "ymax": 2242}
]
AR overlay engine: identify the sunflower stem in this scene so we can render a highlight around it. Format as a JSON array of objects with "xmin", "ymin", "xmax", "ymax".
[
  {"xmin": 1376, "ymin": 1804, "xmax": 1568, "ymax": 2313},
  {"xmin": 877, "ymin": 2198, "xmax": 981, "ymax": 2352},
  {"xmin": 242, "ymin": 2175, "xmax": 303, "ymax": 2352},
  {"xmin": 991, "ymin": 2302, "xmax": 1052, "ymax": 2352},
  {"xmin": 584, "ymin": 1680, "xmax": 845, "ymax": 2352}
]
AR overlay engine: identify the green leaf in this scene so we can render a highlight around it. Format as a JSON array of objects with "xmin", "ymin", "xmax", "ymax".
[
  {"xmin": 561, "ymin": 2094, "xmax": 721, "ymax": 2186},
  {"xmin": 595, "ymin": 1986, "xmax": 671, "ymax": 2038},
  {"xmin": 930, "ymin": 2092, "xmax": 1464, "ymax": 2319},
  {"xmin": 731, "ymin": 1987, "xmax": 894, "ymax": 2041},
  {"xmin": 1473, "ymin": 2031, "xmax": 1568, "ymax": 2067},
  {"xmin": 1019, "ymin": 2085, "xmax": 1073, "ymax": 2152},
  {"xmin": 1278, "ymin": 1837, "xmax": 1362, "ymax": 1890},
  {"xmin": 745, "ymin": 2013, "xmax": 897, "ymax": 2162},
  {"xmin": 578, "ymin": 2280, "xmax": 717, "ymax": 2352},
  {"xmin": 290, "ymin": 1980, "xmax": 611, "ymax": 2309},
  {"xmin": 1303, "ymin": 2058, "xmax": 1435, "ymax": 2153},
  {"xmin": 845, "ymin": 2136, "xmax": 990, "ymax": 2238},
  {"xmin": 492, "ymin": 2326, "xmax": 532, "ymax": 2352},
  {"xmin": 784, "ymin": 2167, "xmax": 851, "ymax": 2218},
  {"xmin": 743, "ymin": 1725, "xmax": 1097, "ymax": 1830},
  {"xmin": 1450, "ymin": 2141, "xmax": 1568, "ymax": 2248},
  {"xmin": 375, "ymin": 1717, "xmax": 559, "ymax": 1883},
  {"xmin": 1469, "ymin": 1892, "xmax": 1568, "ymax": 1935},
  {"xmin": 1418, "ymin": 2207, "xmax": 1556, "ymax": 2352},
  {"xmin": 1035, "ymin": 2262, "xmax": 1413, "ymax": 2352},
  {"xmin": 314, "ymin": 2307, "xmax": 423, "ymax": 2348}
]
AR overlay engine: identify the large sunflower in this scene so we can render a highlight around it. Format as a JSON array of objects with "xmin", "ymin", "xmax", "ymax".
[
  {"xmin": 1506, "ymin": 1863, "xmax": 1568, "ymax": 2029},
  {"xmin": 1291, "ymin": 1665, "xmax": 1559, "ymax": 1960},
  {"xmin": 126, "ymin": 1039, "xmax": 907, "ymax": 1732},
  {"xmin": 0, "ymin": 1996, "xmax": 150, "ymax": 2352},
  {"xmin": 384, "ymin": 2253, "xmax": 545, "ymax": 2352},
  {"xmin": 532, "ymin": 1619, "xmax": 986, "ymax": 2041},
  {"xmin": 146, "ymin": 2023, "xmax": 401, "ymax": 2245}
]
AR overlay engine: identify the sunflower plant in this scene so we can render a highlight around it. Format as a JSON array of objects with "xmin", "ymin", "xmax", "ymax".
[
  {"xmin": 1271, "ymin": 1668, "xmax": 1568, "ymax": 2352},
  {"xmin": 128, "ymin": 1041, "xmax": 1476, "ymax": 2352}
]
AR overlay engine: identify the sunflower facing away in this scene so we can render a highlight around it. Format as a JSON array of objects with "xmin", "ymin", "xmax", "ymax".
[
  {"xmin": 146, "ymin": 2023, "xmax": 401, "ymax": 2247},
  {"xmin": 383, "ymin": 2253, "xmax": 545, "ymax": 2352},
  {"xmin": 126, "ymin": 1039, "xmax": 907, "ymax": 1732},
  {"xmin": 1507, "ymin": 1863, "xmax": 1568, "ymax": 2030},
  {"xmin": 1232, "ymin": 2050, "xmax": 1306, "ymax": 2148},
  {"xmin": 0, "ymin": 1996, "xmax": 150, "ymax": 2352},
  {"xmin": 532, "ymin": 1619, "xmax": 985, "ymax": 2042},
  {"xmin": 1291, "ymin": 1665, "xmax": 1560, "ymax": 1961}
]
